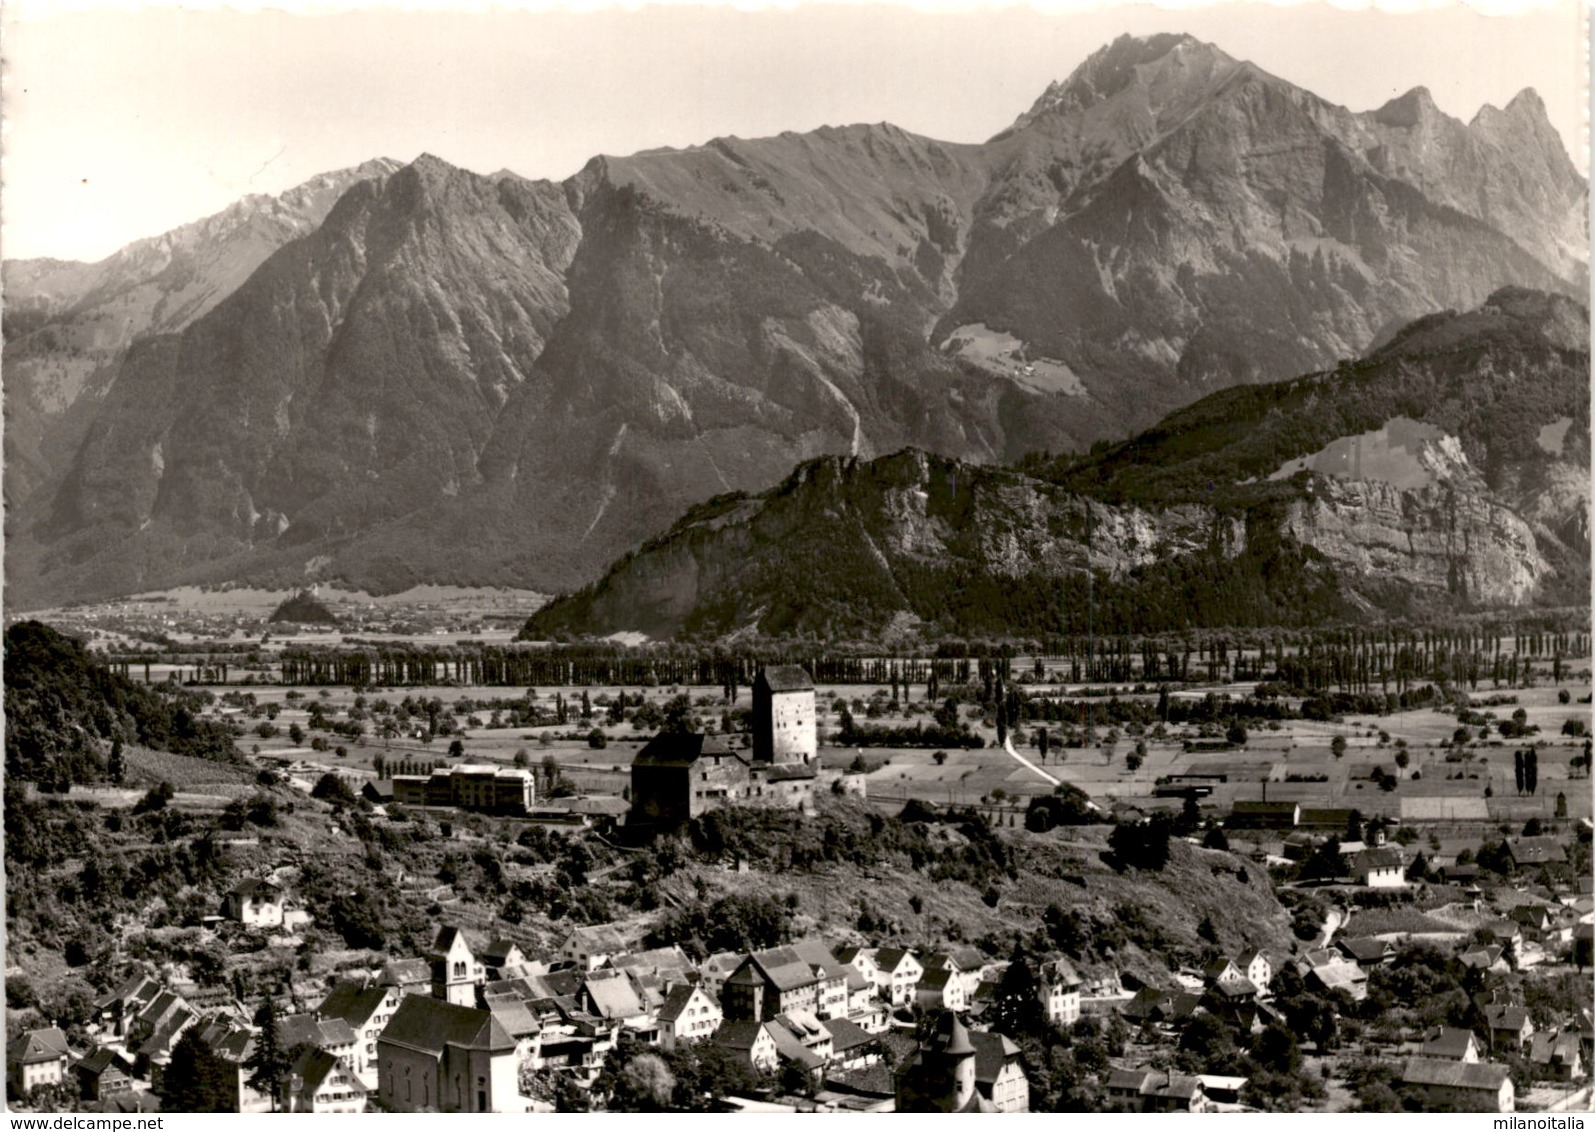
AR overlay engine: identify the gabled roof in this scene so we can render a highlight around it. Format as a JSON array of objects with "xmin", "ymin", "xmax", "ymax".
[
  {"xmin": 1510, "ymin": 904, "xmax": 1555, "ymax": 926},
  {"xmin": 290, "ymin": 1047, "xmax": 368, "ymax": 1099},
  {"xmin": 756, "ymin": 666, "xmax": 814, "ymax": 693},
  {"xmin": 834, "ymin": 946, "xmax": 873, "ymax": 968},
  {"xmin": 1338, "ymin": 937, "xmax": 1394, "ymax": 963},
  {"xmin": 77, "ymin": 1048, "xmax": 132, "ymax": 1076},
  {"xmin": 1203, "ymin": 957, "xmax": 1239, "ymax": 981},
  {"xmin": 1106, "ymin": 1067, "xmax": 1154, "ymax": 1091},
  {"xmin": 482, "ymin": 938, "xmax": 523, "ymax": 964},
  {"xmin": 378, "ymin": 995, "xmax": 515, "ymax": 1056},
  {"xmin": 968, "ymin": 1030, "xmax": 1020, "ymax": 1086},
  {"xmin": 431, "ymin": 925, "xmax": 470, "ymax": 956},
  {"xmin": 1400, "ymin": 1057, "xmax": 1509, "ymax": 1090},
  {"xmin": 1044, "ymin": 957, "xmax": 1082, "ymax": 988},
  {"xmin": 136, "ymin": 1009, "xmax": 195, "ymax": 1059},
  {"xmin": 613, "ymin": 945, "xmax": 695, "ymax": 978},
  {"xmin": 632, "ymin": 733, "xmax": 739, "ymax": 769},
  {"xmin": 583, "ymin": 971, "xmax": 646, "ymax": 1020},
  {"xmin": 822, "ymin": 1017, "xmax": 874, "ymax": 1054},
  {"xmin": 381, "ymin": 958, "xmax": 431, "ymax": 986},
  {"xmin": 137, "ymin": 989, "xmax": 189, "ymax": 1027},
  {"xmin": 562, "ymin": 924, "xmax": 630, "ymax": 951},
  {"xmin": 9, "ymin": 1028, "xmax": 70, "ymax": 1065},
  {"xmin": 1207, "ymin": 978, "xmax": 1259, "ymax": 1000},
  {"xmin": 743, "ymin": 945, "xmax": 822, "ymax": 992},
  {"xmin": 486, "ymin": 997, "xmax": 542, "ymax": 1040},
  {"xmin": 714, "ymin": 1020, "xmax": 773, "ymax": 1052},
  {"xmin": 766, "ymin": 1021, "xmax": 824, "ymax": 1069},
  {"xmin": 1353, "ymin": 848, "xmax": 1404, "ymax": 871},
  {"xmin": 317, "ymin": 981, "xmax": 393, "ymax": 1029},
  {"xmin": 1460, "ymin": 944, "xmax": 1505, "ymax": 969},
  {"xmin": 1484, "ymin": 1004, "xmax": 1531, "ymax": 1031},
  {"xmin": 96, "ymin": 974, "xmax": 162, "ymax": 1012},
  {"xmin": 1509, "ymin": 837, "xmax": 1565, "ymax": 865},
  {"xmin": 659, "ymin": 983, "xmax": 715, "ymax": 1025},
  {"xmin": 212, "ymin": 1027, "xmax": 255, "ymax": 1064},
  {"xmin": 874, "ymin": 947, "xmax": 917, "ymax": 974},
  {"xmin": 228, "ymin": 877, "xmax": 283, "ymax": 898},
  {"xmin": 1234, "ymin": 947, "xmax": 1271, "ymax": 968},
  {"xmin": 701, "ymin": 951, "xmax": 745, "ymax": 978},
  {"xmin": 947, "ymin": 946, "xmax": 987, "ymax": 971},
  {"xmin": 1528, "ymin": 1032, "xmax": 1581, "ymax": 1066},
  {"xmin": 1419, "ymin": 1027, "xmax": 1477, "ymax": 1059},
  {"xmin": 278, "ymin": 1014, "xmax": 355, "ymax": 1050}
]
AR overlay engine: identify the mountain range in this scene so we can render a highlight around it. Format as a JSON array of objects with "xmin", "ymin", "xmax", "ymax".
[
  {"xmin": 5, "ymin": 34, "xmax": 1587, "ymax": 613},
  {"xmin": 526, "ymin": 288, "xmax": 1590, "ymax": 640}
]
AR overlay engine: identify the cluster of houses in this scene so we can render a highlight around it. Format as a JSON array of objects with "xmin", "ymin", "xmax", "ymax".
[
  {"xmin": 1108, "ymin": 921, "xmax": 1594, "ymax": 1114},
  {"xmin": 13, "ymin": 926, "xmax": 1082, "ymax": 1113}
]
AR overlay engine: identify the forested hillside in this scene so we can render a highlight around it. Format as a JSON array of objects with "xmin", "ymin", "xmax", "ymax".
[{"xmin": 3, "ymin": 620, "xmax": 241, "ymax": 787}]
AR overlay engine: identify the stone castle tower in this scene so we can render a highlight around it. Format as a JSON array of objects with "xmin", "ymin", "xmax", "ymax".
[{"xmin": 751, "ymin": 665, "xmax": 816, "ymax": 766}]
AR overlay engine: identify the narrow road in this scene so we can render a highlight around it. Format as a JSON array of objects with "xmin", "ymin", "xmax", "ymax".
[{"xmin": 1003, "ymin": 734, "xmax": 1062, "ymax": 787}]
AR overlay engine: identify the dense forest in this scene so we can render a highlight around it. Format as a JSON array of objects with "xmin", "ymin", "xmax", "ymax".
[{"xmin": 3, "ymin": 620, "xmax": 241, "ymax": 788}]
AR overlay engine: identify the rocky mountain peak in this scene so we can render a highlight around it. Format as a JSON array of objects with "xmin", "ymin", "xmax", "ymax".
[
  {"xmin": 1372, "ymin": 85, "xmax": 1443, "ymax": 128},
  {"xmin": 1007, "ymin": 32, "xmax": 1236, "ymax": 132}
]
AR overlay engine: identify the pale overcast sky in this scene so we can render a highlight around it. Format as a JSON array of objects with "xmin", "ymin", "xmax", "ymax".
[{"xmin": 2, "ymin": 0, "xmax": 1586, "ymax": 263}]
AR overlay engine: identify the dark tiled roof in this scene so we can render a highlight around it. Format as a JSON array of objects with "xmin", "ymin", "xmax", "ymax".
[
  {"xmin": 714, "ymin": 1020, "xmax": 771, "ymax": 1052},
  {"xmin": 633, "ymin": 733, "xmax": 738, "ymax": 768},
  {"xmin": 874, "ymin": 948, "xmax": 915, "ymax": 973},
  {"xmin": 1509, "ymin": 837, "xmax": 1565, "ymax": 864},
  {"xmin": 968, "ymin": 1030, "xmax": 1019, "ymax": 1086},
  {"xmin": 228, "ymin": 877, "xmax": 282, "ymax": 898},
  {"xmin": 9, "ymin": 1028, "xmax": 70, "ymax": 1064},
  {"xmin": 757, "ymin": 666, "xmax": 814, "ymax": 693},
  {"xmin": 1354, "ymin": 848, "xmax": 1404, "ymax": 870},
  {"xmin": 317, "ymin": 981, "xmax": 392, "ymax": 1029},
  {"xmin": 1401, "ymin": 1057, "xmax": 1509, "ymax": 1090},
  {"xmin": 77, "ymin": 1048, "xmax": 131, "ymax": 1076},
  {"xmin": 486, "ymin": 997, "xmax": 541, "ymax": 1040},
  {"xmin": 823, "ymin": 1017, "xmax": 874, "ymax": 1054},
  {"xmin": 381, "ymin": 958, "xmax": 431, "ymax": 986},
  {"xmin": 1419, "ymin": 1027, "xmax": 1476, "ymax": 1059},
  {"xmin": 378, "ymin": 995, "xmax": 515, "ymax": 1056},
  {"xmin": 659, "ymin": 984, "xmax": 709, "ymax": 1024},
  {"xmin": 1485, "ymin": 1005, "xmax": 1531, "ymax": 1031},
  {"xmin": 747, "ymin": 946, "xmax": 821, "ymax": 992},
  {"xmin": 482, "ymin": 938, "xmax": 522, "ymax": 963}
]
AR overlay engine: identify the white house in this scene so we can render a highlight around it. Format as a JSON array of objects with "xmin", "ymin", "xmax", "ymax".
[
  {"xmin": 1042, "ymin": 958, "xmax": 1082, "ymax": 1028},
  {"xmin": 223, "ymin": 878, "xmax": 285, "ymax": 928},
  {"xmin": 659, "ymin": 984, "xmax": 721, "ymax": 1050},
  {"xmin": 873, "ymin": 948, "xmax": 923, "ymax": 1008},
  {"xmin": 1351, "ymin": 848, "xmax": 1405, "ymax": 888}
]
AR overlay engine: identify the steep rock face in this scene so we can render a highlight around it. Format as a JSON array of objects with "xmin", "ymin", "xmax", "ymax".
[
  {"xmin": 526, "ymin": 449, "xmax": 1261, "ymax": 639},
  {"xmin": 2, "ymin": 160, "xmax": 403, "ymax": 508},
  {"xmin": 528, "ymin": 291, "xmax": 1588, "ymax": 638},
  {"xmin": 20, "ymin": 158, "xmax": 579, "ymax": 601},
  {"xmin": 942, "ymin": 40, "xmax": 1581, "ymax": 430},
  {"xmin": 1284, "ymin": 477, "xmax": 1545, "ymax": 607}
]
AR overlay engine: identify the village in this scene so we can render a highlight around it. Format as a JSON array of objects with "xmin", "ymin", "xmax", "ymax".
[{"xmin": 6, "ymin": 644, "xmax": 1593, "ymax": 1114}]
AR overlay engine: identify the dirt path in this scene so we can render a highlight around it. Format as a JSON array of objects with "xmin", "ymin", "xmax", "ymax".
[{"xmin": 1003, "ymin": 734, "xmax": 1061, "ymax": 787}]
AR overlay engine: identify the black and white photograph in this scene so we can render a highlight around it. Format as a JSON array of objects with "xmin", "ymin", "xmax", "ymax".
[{"xmin": 1, "ymin": 0, "xmax": 1590, "ymax": 1116}]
